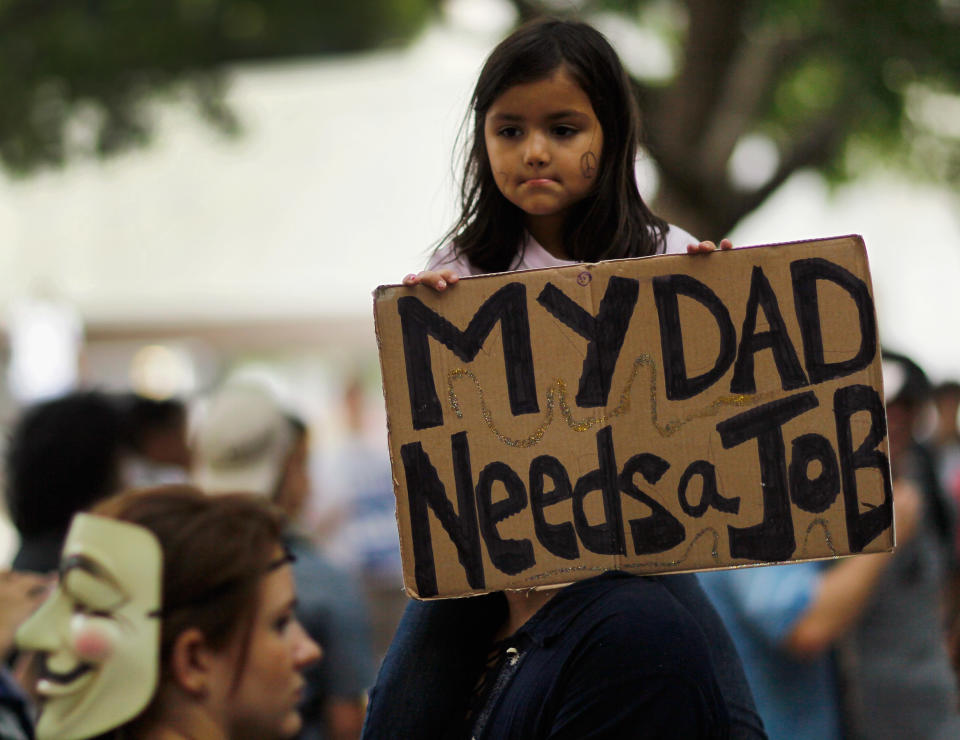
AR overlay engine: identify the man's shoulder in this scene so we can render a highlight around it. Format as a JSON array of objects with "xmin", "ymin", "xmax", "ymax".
[
  {"xmin": 566, "ymin": 573, "xmax": 695, "ymax": 620},
  {"xmin": 586, "ymin": 577, "xmax": 711, "ymax": 649},
  {"xmin": 509, "ymin": 575, "xmax": 730, "ymax": 739},
  {"xmin": 546, "ymin": 575, "xmax": 714, "ymax": 665}
]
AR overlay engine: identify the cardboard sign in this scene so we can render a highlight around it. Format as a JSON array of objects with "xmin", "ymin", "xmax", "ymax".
[{"xmin": 374, "ymin": 235, "xmax": 894, "ymax": 599}]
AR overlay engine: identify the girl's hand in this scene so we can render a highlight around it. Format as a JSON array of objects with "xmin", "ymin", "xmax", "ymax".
[
  {"xmin": 403, "ymin": 269, "xmax": 460, "ymax": 292},
  {"xmin": 687, "ymin": 239, "xmax": 733, "ymax": 254}
]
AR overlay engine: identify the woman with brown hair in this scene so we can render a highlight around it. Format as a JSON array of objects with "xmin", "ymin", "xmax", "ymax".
[{"xmin": 17, "ymin": 485, "xmax": 321, "ymax": 740}]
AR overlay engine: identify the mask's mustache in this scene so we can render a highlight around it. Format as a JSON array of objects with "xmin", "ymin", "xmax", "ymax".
[{"xmin": 38, "ymin": 659, "xmax": 94, "ymax": 685}]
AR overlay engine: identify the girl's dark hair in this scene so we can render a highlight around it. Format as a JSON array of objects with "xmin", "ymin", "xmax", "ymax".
[
  {"xmin": 90, "ymin": 485, "xmax": 287, "ymax": 736},
  {"xmin": 440, "ymin": 17, "xmax": 668, "ymax": 272}
]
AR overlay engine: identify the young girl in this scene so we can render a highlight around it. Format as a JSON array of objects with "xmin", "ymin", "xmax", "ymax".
[
  {"xmin": 365, "ymin": 17, "xmax": 759, "ymax": 740},
  {"xmin": 404, "ymin": 16, "xmax": 729, "ymax": 294}
]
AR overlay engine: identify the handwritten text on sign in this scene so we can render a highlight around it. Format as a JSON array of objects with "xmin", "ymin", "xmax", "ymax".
[{"xmin": 374, "ymin": 236, "xmax": 893, "ymax": 598}]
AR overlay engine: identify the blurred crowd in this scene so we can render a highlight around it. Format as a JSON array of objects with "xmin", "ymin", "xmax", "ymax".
[
  {"xmin": 700, "ymin": 350, "xmax": 960, "ymax": 740},
  {"xmin": 0, "ymin": 377, "xmax": 402, "ymax": 740},
  {"xmin": 0, "ymin": 348, "xmax": 959, "ymax": 739}
]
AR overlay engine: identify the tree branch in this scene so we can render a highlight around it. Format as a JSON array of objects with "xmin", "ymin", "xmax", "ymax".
[
  {"xmin": 0, "ymin": 0, "xmax": 68, "ymax": 35},
  {"xmin": 698, "ymin": 29, "xmax": 812, "ymax": 182},
  {"xmin": 650, "ymin": 0, "xmax": 747, "ymax": 157},
  {"xmin": 652, "ymin": 98, "xmax": 852, "ymax": 237},
  {"xmin": 507, "ymin": 0, "xmax": 552, "ymax": 23},
  {"xmin": 721, "ymin": 103, "xmax": 852, "ymax": 231}
]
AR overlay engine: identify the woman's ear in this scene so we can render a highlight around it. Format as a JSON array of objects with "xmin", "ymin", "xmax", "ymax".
[{"xmin": 169, "ymin": 627, "xmax": 216, "ymax": 695}]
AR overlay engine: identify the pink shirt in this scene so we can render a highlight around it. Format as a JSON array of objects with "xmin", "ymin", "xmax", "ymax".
[{"xmin": 426, "ymin": 225, "xmax": 699, "ymax": 275}]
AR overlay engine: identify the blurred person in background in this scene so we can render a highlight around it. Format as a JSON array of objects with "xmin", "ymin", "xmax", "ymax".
[
  {"xmin": 1, "ymin": 389, "xmax": 167, "ymax": 737},
  {"xmin": 932, "ymin": 381, "xmax": 960, "ymax": 522},
  {"xmin": 932, "ymin": 381, "xmax": 960, "ymax": 467},
  {"xmin": 842, "ymin": 351, "xmax": 960, "ymax": 740},
  {"xmin": 17, "ymin": 486, "xmax": 321, "ymax": 740},
  {"xmin": 117, "ymin": 393, "xmax": 192, "ymax": 488},
  {"xmin": 0, "ymin": 570, "xmax": 50, "ymax": 739},
  {"xmin": 193, "ymin": 382, "xmax": 375, "ymax": 740},
  {"xmin": 698, "ymin": 488, "xmax": 921, "ymax": 739},
  {"xmin": 5, "ymin": 390, "xmax": 126, "ymax": 573},
  {"xmin": 699, "ymin": 349, "xmax": 960, "ymax": 740},
  {"xmin": 314, "ymin": 376, "xmax": 404, "ymax": 662},
  {"xmin": 933, "ymin": 380, "xmax": 960, "ymax": 670}
]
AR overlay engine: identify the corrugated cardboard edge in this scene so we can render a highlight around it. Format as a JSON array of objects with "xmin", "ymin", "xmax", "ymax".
[
  {"xmin": 841, "ymin": 234, "xmax": 898, "ymax": 554},
  {"xmin": 373, "ymin": 234, "xmax": 870, "ymax": 293},
  {"xmin": 372, "ymin": 287, "xmax": 415, "ymax": 596}
]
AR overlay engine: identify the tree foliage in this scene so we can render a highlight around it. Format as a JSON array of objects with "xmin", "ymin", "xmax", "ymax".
[
  {"xmin": 2, "ymin": 0, "xmax": 957, "ymax": 237},
  {"xmin": 513, "ymin": 0, "xmax": 960, "ymax": 237},
  {"xmin": 0, "ymin": 0, "xmax": 436, "ymax": 172}
]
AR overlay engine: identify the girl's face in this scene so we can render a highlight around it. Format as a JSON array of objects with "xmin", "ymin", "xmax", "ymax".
[
  {"xmin": 484, "ymin": 67, "xmax": 603, "ymax": 235},
  {"xmin": 211, "ymin": 558, "xmax": 321, "ymax": 740}
]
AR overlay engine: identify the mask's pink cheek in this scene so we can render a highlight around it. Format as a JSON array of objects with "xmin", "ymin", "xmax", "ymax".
[{"xmin": 72, "ymin": 624, "xmax": 115, "ymax": 662}]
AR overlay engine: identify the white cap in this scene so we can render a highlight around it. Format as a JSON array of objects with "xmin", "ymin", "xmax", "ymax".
[{"xmin": 192, "ymin": 383, "xmax": 294, "ymax": 498}]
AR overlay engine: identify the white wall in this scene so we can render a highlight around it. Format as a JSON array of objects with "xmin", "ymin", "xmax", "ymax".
[{"xmin": 0, "ymin": 26, "xmax": 491, "ymax": 325}]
